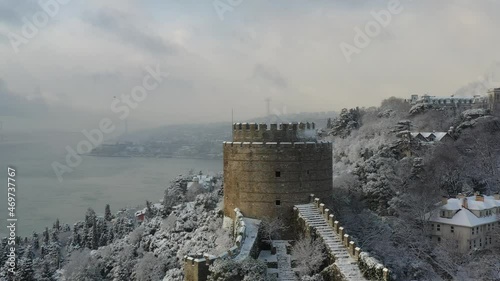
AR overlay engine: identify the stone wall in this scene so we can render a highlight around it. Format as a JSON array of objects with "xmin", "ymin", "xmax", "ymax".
[
  {"xmin": 223, "ymin": 140, "xmax": 333, "ymax": 225},
  {"xmin": 183, "ymin": 208, "xmax": 259, "ymax": 281},
  {"xmin": 294, "ymin": 195, "xmax": 391, "ymax": 281}
]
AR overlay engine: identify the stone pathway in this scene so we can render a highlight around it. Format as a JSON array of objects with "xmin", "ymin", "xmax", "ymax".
[
  {"xmin": 295, "ymin": 203, "xmax": 367, "ymax": 281},
  {"xmin": 273, "ymin": 240, "xmax": 297, "ymax": 281}
]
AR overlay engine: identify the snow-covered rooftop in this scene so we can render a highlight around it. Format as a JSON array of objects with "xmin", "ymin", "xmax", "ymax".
[
  {"xmin": 428, "ymin": 195, "xmax": 500, "ymax": 227},
  {"xmin": 411, "ymin": 132, "xmax": 451, "ymax": 142}
]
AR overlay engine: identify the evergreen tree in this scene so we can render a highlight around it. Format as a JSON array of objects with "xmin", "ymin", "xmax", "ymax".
[
  {"xmin": 32, "ymin": 232, "xmax": 39, "ymax": 250},
  {"xmin": 43, "ymin": 227, "xmax": 50, "ymax": 245},
  {"xmin": 17, "ymin": 257, "xmax": 35, "ymax": 281},
  {"xmin": 107, "ymin": 226, "xmax": 114, "ymax": 243},
  {"xmin": 51, "ymin": 231, "xmax": 58, "ymax": 243},
  {"xmin": 85, "ymin": 208, "xmax": 96, "ymax": 227},
  {"xmin": 92, "ymin": 218, "xmax": 99, "ymax": 249},
  {"xmin": 53, "ymin": 218, "xmax": 60, "ymax": 232},
  {"xmin": 105, "ymin": 204, "xmax": 113, "ymax": 222},
  {"xmin": 145, "ymin": 200, "xmax": 153, "ymax": 219},
  {"xmin": 71, "ymin": 225, "xmax": 80, "ymax": 248},
  {"xmin": 39, "ymin": 261, "xmax": 54, "ymax": 281}
]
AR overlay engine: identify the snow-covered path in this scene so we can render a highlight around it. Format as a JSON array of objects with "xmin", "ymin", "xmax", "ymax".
[
  {"xmin": 274, "ymin": 240, "xmax": 297, "ymax": 281},
  {"xmin": 295, "ymin": 203, "xmax": 368, "ymax": 281}
]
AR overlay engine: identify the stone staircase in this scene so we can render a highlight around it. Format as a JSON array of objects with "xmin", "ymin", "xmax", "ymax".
[
  {"xmin": 273, "ymin": 240, "xmax": 297, "ymax": 281},
  {"xmin": 295, "ymin": 203, "xmax": 368, "ymax": 281}
]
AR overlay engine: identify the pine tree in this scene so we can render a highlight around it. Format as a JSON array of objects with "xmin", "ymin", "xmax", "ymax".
[
  {"xmin": 43, "ymin": 227, "xmax": 50, "ymax": 245},
  {"xmin": 107, "ymin": 226, "xmax": 114, "ymax": 243},
  {"xmin": 85, "ymin": 208, "xmax": 96, "ymax": 227},
  {"xmin": 51, "ymin": 231, "xmax": 58, "ymax": 243},
  {"xmin": 105, "ymin": 204, "xmax": 113, "ymax": 221},
  {"xmin": 17, "ymin": 257, "xmax": 35, "ymax": 281},
  {"xmin": 53, "ymin": 218, "xmax": 60, "ymax": 232},
  {"xmin": 32, "ymin": 232, "xmax": 39, "ymax": 250},
  {"xmin": 39, "ymin": 261, "xmax": 54, "ymax": 281},
  {"xmin": 145, "ymin": 200, "xmax": 153, "ymax": 219},
  {"xmin": 71, "ymin": 225, "xmax": 80, "ymax": 248}
]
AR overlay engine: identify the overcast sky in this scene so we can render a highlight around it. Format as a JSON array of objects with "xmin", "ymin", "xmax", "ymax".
[{"xmin": 1, "ymin": 0, "xmax": 500, "ymax": 132}]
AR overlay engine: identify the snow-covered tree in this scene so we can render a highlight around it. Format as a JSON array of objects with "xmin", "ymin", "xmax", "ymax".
[{"xmin": 291, "ymin": 237, "xmax": 326, "ymax": 277}]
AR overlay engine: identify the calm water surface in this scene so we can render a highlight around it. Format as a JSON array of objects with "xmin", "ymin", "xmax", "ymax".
[{"xmin": 0, "ymin": 132, "xmax": 222, "ymax": 237}]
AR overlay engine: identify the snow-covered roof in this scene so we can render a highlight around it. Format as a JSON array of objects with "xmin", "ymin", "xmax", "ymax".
[
  {"xmin": 428, "ymin": 195, "xmax": 500, "ymax": 227},
  {"xmin": 411, "ymin": 132, "xmax": 451, "ymax": 142}
]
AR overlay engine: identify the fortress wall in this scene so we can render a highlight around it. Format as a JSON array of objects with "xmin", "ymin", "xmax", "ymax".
[
  {"xmin": 293, "ymin": 195, "xmax": 391, "ymax": 281},
  {"xmin": 184, "ymin": 209, "xmax": 259, "ymax": 281}
]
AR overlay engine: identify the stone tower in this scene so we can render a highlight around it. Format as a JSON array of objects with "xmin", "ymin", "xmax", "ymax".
[{"xmin": 223, "ymin": 122, "xmax": 333, "ymax": 225}]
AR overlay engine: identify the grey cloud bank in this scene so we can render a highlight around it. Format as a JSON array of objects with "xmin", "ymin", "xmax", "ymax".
[{"xmin": 1, "ymin": 0, "xmax": 500, "ymax": 132}]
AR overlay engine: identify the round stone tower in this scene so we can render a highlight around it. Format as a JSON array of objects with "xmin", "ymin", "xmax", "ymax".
[{"xmin": 223, "ymin": 122, "xmax": 333, "ymax": 225}]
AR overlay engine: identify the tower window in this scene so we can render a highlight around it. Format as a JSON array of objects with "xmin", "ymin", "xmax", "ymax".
[
  {"xmin": 275, "ymin": 171, "xmax": 281, "ymax": 177},
  {"xmin": 275, "ymin": 200, "xmax": 281, "ymax": 206}
]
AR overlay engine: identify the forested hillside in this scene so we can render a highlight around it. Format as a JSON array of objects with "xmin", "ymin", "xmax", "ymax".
[{"xmin": 325, "ymin": 98, "xmax": 500, "ymax": 280}]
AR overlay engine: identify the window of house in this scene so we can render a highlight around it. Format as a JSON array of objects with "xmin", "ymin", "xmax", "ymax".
[
  {"xmin": 437, "ymin": 224, "xmax": 441, "ymax": 231},
  {"xmin": 474, "ymin": 239, "xmax": 476, "ymax": 248},
  {"xmin": 275, "ymin": 200, "xmax": 281, "ymax": 206},
  {"xmin": 451, "ymin": 226, "xmax": 454, "ymax": 233},
  {"xmin": 275, "ymin": 171, "xmax": 281, "ymax": 177},
  {"xmin": 480, "ymin": 239, "xmax": 482, "ymax": 247},
  {"xmin": 306, "ymin": 170, "xmax": 310, "ymax": 175},
  {"xmin": 437, "ymin": 237, "xmax": 441, "ymax": 242}
]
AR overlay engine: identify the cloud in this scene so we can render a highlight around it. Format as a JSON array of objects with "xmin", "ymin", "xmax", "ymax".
[
  {"xmin": 252, "ymin": 64, "xmax": 288, "ymax": 89},
  {"xmin": 0, "ymin": 0, "xmax": 500, "ymax": 132},
  {"xmin": 82, "ymin": 7, "xmax": 177, "ymax": 55}
]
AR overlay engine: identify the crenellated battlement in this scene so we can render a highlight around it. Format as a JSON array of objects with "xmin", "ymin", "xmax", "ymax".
[
  {"xmin": 223, "ymin": 141, "xmax": 331, "ymax": 149},
  {"xmin": 232, "ymin": 122, "xmax": 317, "ymax": 142}
]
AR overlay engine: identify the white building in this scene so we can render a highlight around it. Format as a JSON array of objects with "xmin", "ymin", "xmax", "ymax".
[
  {"xmin": 408, "ymin": 94, "xmax": 487, "ymax": 107},
  {"xmin": 427, "ymin": 193, "xmax": 500, "ymax": 252}
]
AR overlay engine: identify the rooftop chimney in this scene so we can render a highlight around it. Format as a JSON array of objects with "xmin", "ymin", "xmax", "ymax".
[
  {"xmin": 475, "ymin": 193, "xmax": 484, "ymax": 202},
  {"xmin": 462, "ymin": 198, "xmax": 468, "ymax": 209},
  {"xmin": 441, "ymin": 196, "xmax": 448, "ymax": 205},
  {"xmin": 494, "ymin": 192, "xmax": 500, "ymax": 200}
]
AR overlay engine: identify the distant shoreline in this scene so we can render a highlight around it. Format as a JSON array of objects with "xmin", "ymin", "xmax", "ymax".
[{"xmin": 84, "ymin": 154, "xmax": 222, "ymax": 160}]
